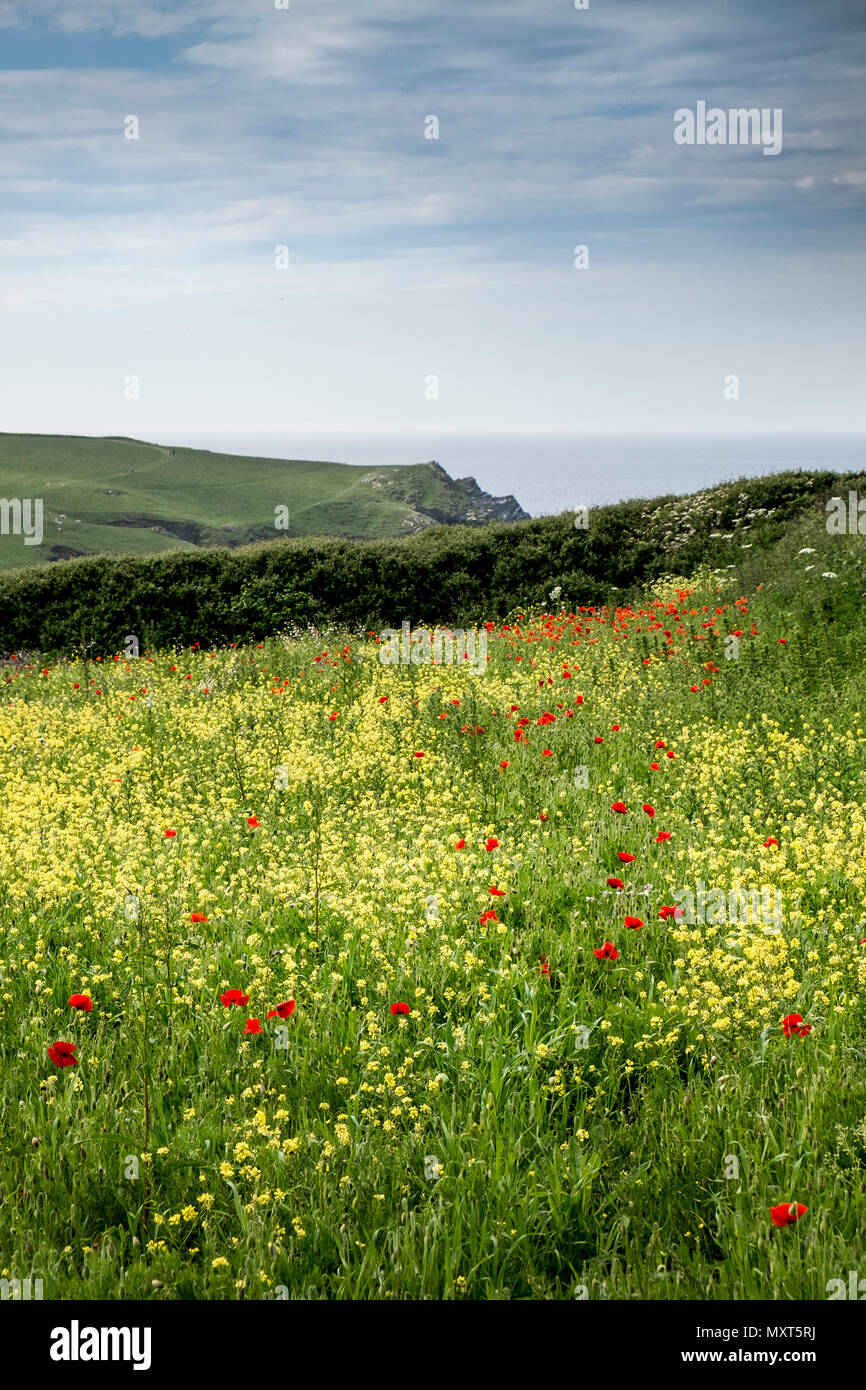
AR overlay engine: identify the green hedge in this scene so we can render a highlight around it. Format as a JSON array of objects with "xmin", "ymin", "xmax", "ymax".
[{"xmin": 0, "ymin": 469, "xmax": 858, "ymax": 655}]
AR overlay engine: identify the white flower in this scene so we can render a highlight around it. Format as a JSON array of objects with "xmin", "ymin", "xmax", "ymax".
[
  {"xmin": 798, "ymin": 548, "xmax": 816, "ymax": 555},
  {"xmin": 821, "ymin": 571, "xmax": 838, "ymax": 579}
]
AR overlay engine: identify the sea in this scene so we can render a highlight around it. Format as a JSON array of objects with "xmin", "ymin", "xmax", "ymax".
[{"xmin": 163, "ymin": 431, "xmax": 866, "ymax": 520}]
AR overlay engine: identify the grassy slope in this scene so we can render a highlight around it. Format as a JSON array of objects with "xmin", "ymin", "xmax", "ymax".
[{"xmin": 0, "ymin": 433, "xmax": 498, "ymax": 568}]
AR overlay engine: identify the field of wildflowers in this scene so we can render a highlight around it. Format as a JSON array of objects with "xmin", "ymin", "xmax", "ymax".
[{"xmin": 2, "ymin": 539, "xmax": 865, "ymax": 1301}]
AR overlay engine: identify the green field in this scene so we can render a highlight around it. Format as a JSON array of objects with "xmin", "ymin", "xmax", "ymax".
[
  {"xmin": 0, "ymin": 433, "xmax": 525, "ymax": 569},
  {"xmin": 1, "ymin": 488, "xmax": 865, "ymax": 1300}
]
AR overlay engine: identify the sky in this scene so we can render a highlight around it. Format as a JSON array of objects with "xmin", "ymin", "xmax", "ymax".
[{"xmin": 0, "ymin": 0, "xmax": 864, "ymax": 439}]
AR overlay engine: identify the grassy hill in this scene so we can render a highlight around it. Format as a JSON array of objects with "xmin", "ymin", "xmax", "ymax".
[{"xmin": 0, "ymin": 433, "xmax": 528, "ymax": 569}]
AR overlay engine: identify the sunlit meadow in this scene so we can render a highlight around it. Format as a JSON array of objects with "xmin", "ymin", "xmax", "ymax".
[{"xmin": 2, "ymin": 544, "xmax": 865, "ymax": 1300}]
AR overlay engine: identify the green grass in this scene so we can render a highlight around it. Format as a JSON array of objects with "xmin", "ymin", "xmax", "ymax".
[{"xmin": 1, "ymin": 514, "xmax": 865, "ymax": 1300}]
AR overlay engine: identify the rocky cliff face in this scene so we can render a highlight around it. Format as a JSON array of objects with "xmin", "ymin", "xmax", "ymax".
[{"xmin": 361, "ymin": 460, "xmax": 530, "ymax": 532}]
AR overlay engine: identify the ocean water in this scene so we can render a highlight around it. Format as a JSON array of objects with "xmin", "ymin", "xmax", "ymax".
[{"xmin": 164, "ymin": 431, "xmax": 866, "ymax": 520}]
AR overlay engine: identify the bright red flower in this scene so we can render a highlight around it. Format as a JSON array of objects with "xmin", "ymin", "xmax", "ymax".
[
  {"xmin": 414, "ymin": 751, "xmax": 425, "ymax": 758},
  {"xmin": 654, "ymin": 831, "xmax": 672, "ymax": 842},
  {"xmin": 611, "ymin": 724, "xmax": 620, "ymax": 731},
  {"xmin": 770, "ymin": 1202, "xmax": 807, "ymax": 1227},
  {"xmin": 642, "ymin": 803, "xmax": 655, "ymax": 817},
  {"xmin": 782, "ymin": 1013, "xmax": 811, "ymax": 1037},
  {"xmin": 665, "ymin": 751, "xmax": 675, "ymax": 759},
  {"xmin": 594, "ymin": 736, "xmax": 604, "ymax": 744},
  {"xmin": 539, "ymin": 956, "xmax": 551, "ymax": 976},
  {"xmin": 606, "ymin": 877, "xmax": 625, "ymax": 890},
  {"xmin": 454, "ymin": 838, "xmax": 466, "ymax": 849},
  {"xmin": 500, "ymin": 760, "xmax": 509, "ymax": 769},
  {"xmin": 244, "ymin": 1018, "xmax": 263, "ymax": 1034},
  {"xmin": 220, "ymin": 989, "xmax": 250, "ymax": 1008},
  {"xmin": 617, "ymin": 851, "xmax": 636, "ymax": 863},
  {"xmin": 763, "ymin": 837, "xmax": 779, "ymax": 848},
  {"xmin": 539, "ymin": 812, "xmax": 549, "ymax": 821},
  {"xmin": 658, "ymin": 905, "xmax": 684, "ymax": 920},
  {"xmin": 164, "ymin": 829, "xmax": 177, "ymax": 838},
  {"xmin": 479, "ymin": 910, "xmax": 499, "ymax": 924},
  {"xmin": 68, "ymin": 994, "xmax": 92, "ymax": 1012},
  {"xmin": 485, "ymin": 838, "xmax": 499, "ymax": 851},
  {"xmin": 391, "ymin": 1002, "xmax": 411, "ymax": 1015},
  {"xmin": 489, "ymin": 885, "xmax": 506, "ymax": 896},
  {"xmin": 593, "ymin": 942, "xmax": 619, "ymax": 961},
  {"xmin": 624, "ymin": 916, "xmax": 643, "ymax": 929},
  {"xmin": 267, "ymin": 1000, "xmax": 296, "ymax": 1019},
  {"xmin": 247, "ymin": 816, "xmax": 260, "ymax": 828},
  {"xmin": 611, "ymin": 801, "xmax": 628, "ymax": 814},
  {"xmin": 655, "ymin": 741, "xmax": 666, "ymax": 749},
  {"xmin": 542, "ymin": 749, "xmax": 553, "ymax": 757},
  {"xmin": 190, "ymin": 913, "xmax": 208, "ymax": 923},
  {"xmin": 48, "ymin": 1041, "xmax": 78, "ymax": 1068},
  {"xmin": 649, "ymin": 762, "xmax": 660, "ymax": 771}
]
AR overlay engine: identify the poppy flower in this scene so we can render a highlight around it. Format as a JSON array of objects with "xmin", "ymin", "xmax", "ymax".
[
  {"xmin": 642, "ymin": 804, "xmax": 655, "ymax": 817},
  {"xmin": 539, "ymin": 812, "xmax": 549, "ymax": 821},
  {"xmin": 654, "ymin": 831, "xmax": 672, "ymax": 842},
  {"xmin": 539, "ymin": 957, "xmax": 551, "ymax": 976},
  {"xmin": 48, "ymin": 1041, "xmax": 78, "ymax": 1068},
  {"xmin": 378, "ymin": 695, "xmax": 389, "ymax": 703},
  {"xmin": 489, "ymin": 885, "xmax": 506, "ymax": 896},
  {"xmin": 220, "ymin": 989, "xmax": 250, "ymax": 1008},
  {"xmin": 624, "ymin": 916, "xmax": 643, "ymax": 929},
  {"xmin": 247, "ymin": 816, "xmax": 260, "ymax": 828},
  {"xmin": 658, "ymin": 905, "xmax": 684, "ymax": 921},
  {"xmin": 593, "ymin": 942, "xmax": 619, "ymax": 961},
  {"xmin": 606, "ymin": 877, "xmax": 624, "ymax": 891},
  {"xmin": 485, "ymin": 838, "xmax": 499, "ymax": 851},
  {"xmin": 763, "ymin": 837, "xmax": 779, "ymax": 848},
  {"xmin": 244, "ymin": 1018, "xmax": 263, "ymax": 1035},
  {"xmin": 68, "ymin": 994, "xmax": 92, "ymax": 1012},
  {"xmin": 782, "ymin": 1014, "xmax": 811, "ymax": 1037},
  {"xmin": 267, "ymin": 1000, "xmax": 296, "ymax": 1019},
  {"xmin": 770, "ymin": 1202, "xmax": 807, "ymax": 1228},
  {"xmin": 164, "ymin": 829, "xmax": 177, "ymax": 838},
  {"xmin": 479, "ymin": 910, "xmax": 499, "ymax": 924},
  {"xmin": 542, "ymin": 749, "xmax": 553, "ymax": 757},
  {"xmin": 665, "ymin": 751, "xmax": 675, "ymax": 759},
  {"xmin": 391, "ymin": 1002, "xmax": 411, "ymax": 1015},
  {"xmin": 611, "ymin": 801, "xmax": 628, "ymax": 814},
  {"xmin": 655, "ymin": 741, "xmax": 666, "ymax": 749},
  {"xmin": 500, "ymin": 761, "xmax": 509, "ymax": 769},
  {"xmin": 649, "ymin": 762, "xmax": 660, "ymax": 771},
  {"xmin": 454, "ymin": 838, "xmax": 466, "ymax": 849},
  {"xmin": 190, "ymin": 913, "xmax": 208, "ymax": 923},
  {"xmin": 611, "ymin": 724, "xmax": 620, "ymax": 731},
  {"xmin": 617, "ymin": 851, "xmax": 636, "ymax": 863},
  {"xmin": 413, "ymin": 751, "xmax": 425, "ymax": 758},
  {"xmin": 594, "ymin": 736, "xmax": 604, "ymax": 744}
]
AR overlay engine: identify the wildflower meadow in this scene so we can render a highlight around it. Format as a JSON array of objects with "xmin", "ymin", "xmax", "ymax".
[{"xmin": 1, "ymin": 541, "xmax": 865, "ymax": 1303}]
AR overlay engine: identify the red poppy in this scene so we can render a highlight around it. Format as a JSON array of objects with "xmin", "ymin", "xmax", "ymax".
[
  {"xmin": 391, "ymin": 1002, "xmax": 411, "ymax": 1015},
  {"xmin": 542, "ymin": 749, "xmax": 553, "ymax": 757},
  {"xmin": 606, "ymin": 877, "xmax": 624, "ymax": 890},
  {"xmin": 454, "ymin": 838, "xmax": 466, "ymax": 849},
  {"xmin": 658, "ymin": 905, "xmax": 684, "ymax": 920},
  {"xmin": 782, "ymin": 1013, "xmax": 811, "ymax": 1037},
  {"xmin": 617, "ymin": 851, "xmax": 635, "ymax": 863},
  {"xmin": 665, "ymin": 751, "xmax": 675, "ymax": 759},
  {"xmin": 611, "ymin": 801, "xmax": 628, "ymax": 814},
  {"xmin": 624, "ymin": 916, "xmax": 643, "ymax": 929},
  {"xmin": 414, "ymin": 751, "xmax": 425, "ymax": 758},
  {"xmin": 642, "ymin": 803, "xmax": 655, "ymax": 817},
  {"xmin": 539, "ymin": 956, "xmax": 551, "ymax": 976},
  {"xmin": 220, "ymin": 989, "xmax": 250, "ymax": 1008},
  {"xmin": 611, "ymin": 724, "xmax": 620, "ymax": 731},
  {"xmin": 489, "ymin": 885, "xmax": 506, "ymax": 896},
  {"xmin": 244, "ymin": 1018, "xmax": 263, "ymax": 1035},
  {"xmin": 48, "ymin": 1041, "xmax": 78, "ymax": 1068},
  {"xmin": 539, "ymin": 812, "xmax": 549, "ymax": 821},
  {"xmin": 594, "ymin": 736, "xmax": 604, "ymax": 744},
  {"xmin": 267, "ymin": 1000, "xmax": 296, "ymax": 1019},
  {"xmin": 164, "ymin": 829, "xmax": 177, "ymax": 838},
  {"xmin": 485, "ymin": 838, "xmax": 499, "ymax": 851},
  {"xmin": 649, "ymin": 762, "xmax": 660, "ymax": 771},
  {"xmin": 763, "ymin": 837, "xmax": 778, "ymax": 848},
  {"xmin": 500, "ymin": 760, "xmax": 509, "ymax": 769},
  {"xmin": 378, "ymin": 695, "xmax": 389, "ymax": 703},
  {"xmin": 68, "ymin": 993, "xmax": 92, "ymax": 1012},
  {"xmin": 190, "ymin": 913, "xmax": 208, "ymax": 923},
  {"xmin": 770, "ymin": 1202, "xmax": 807, "ymax": 1228},
  {"xmin": 654, "ymin": 831, "xmax": 672, "ymax": 842},
  {"xmin": 479, "ymin": 910, "xmax": 499, "ymax": 924},
  {"xmin": 247, "ymin": 816, "xmax": 260, "ymax": 828},
  {"xmin": 655, "ymin": 741, "xmax": 666, "ymax": 749},
  {"xmin": 593, "ymin": 942, "xmax": 619, "ymax": 961}
]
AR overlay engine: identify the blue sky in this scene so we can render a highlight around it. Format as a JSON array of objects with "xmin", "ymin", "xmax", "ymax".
[{"xmin": 0, "ymin": 0, "xmax": 864, "ymax": 436}]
